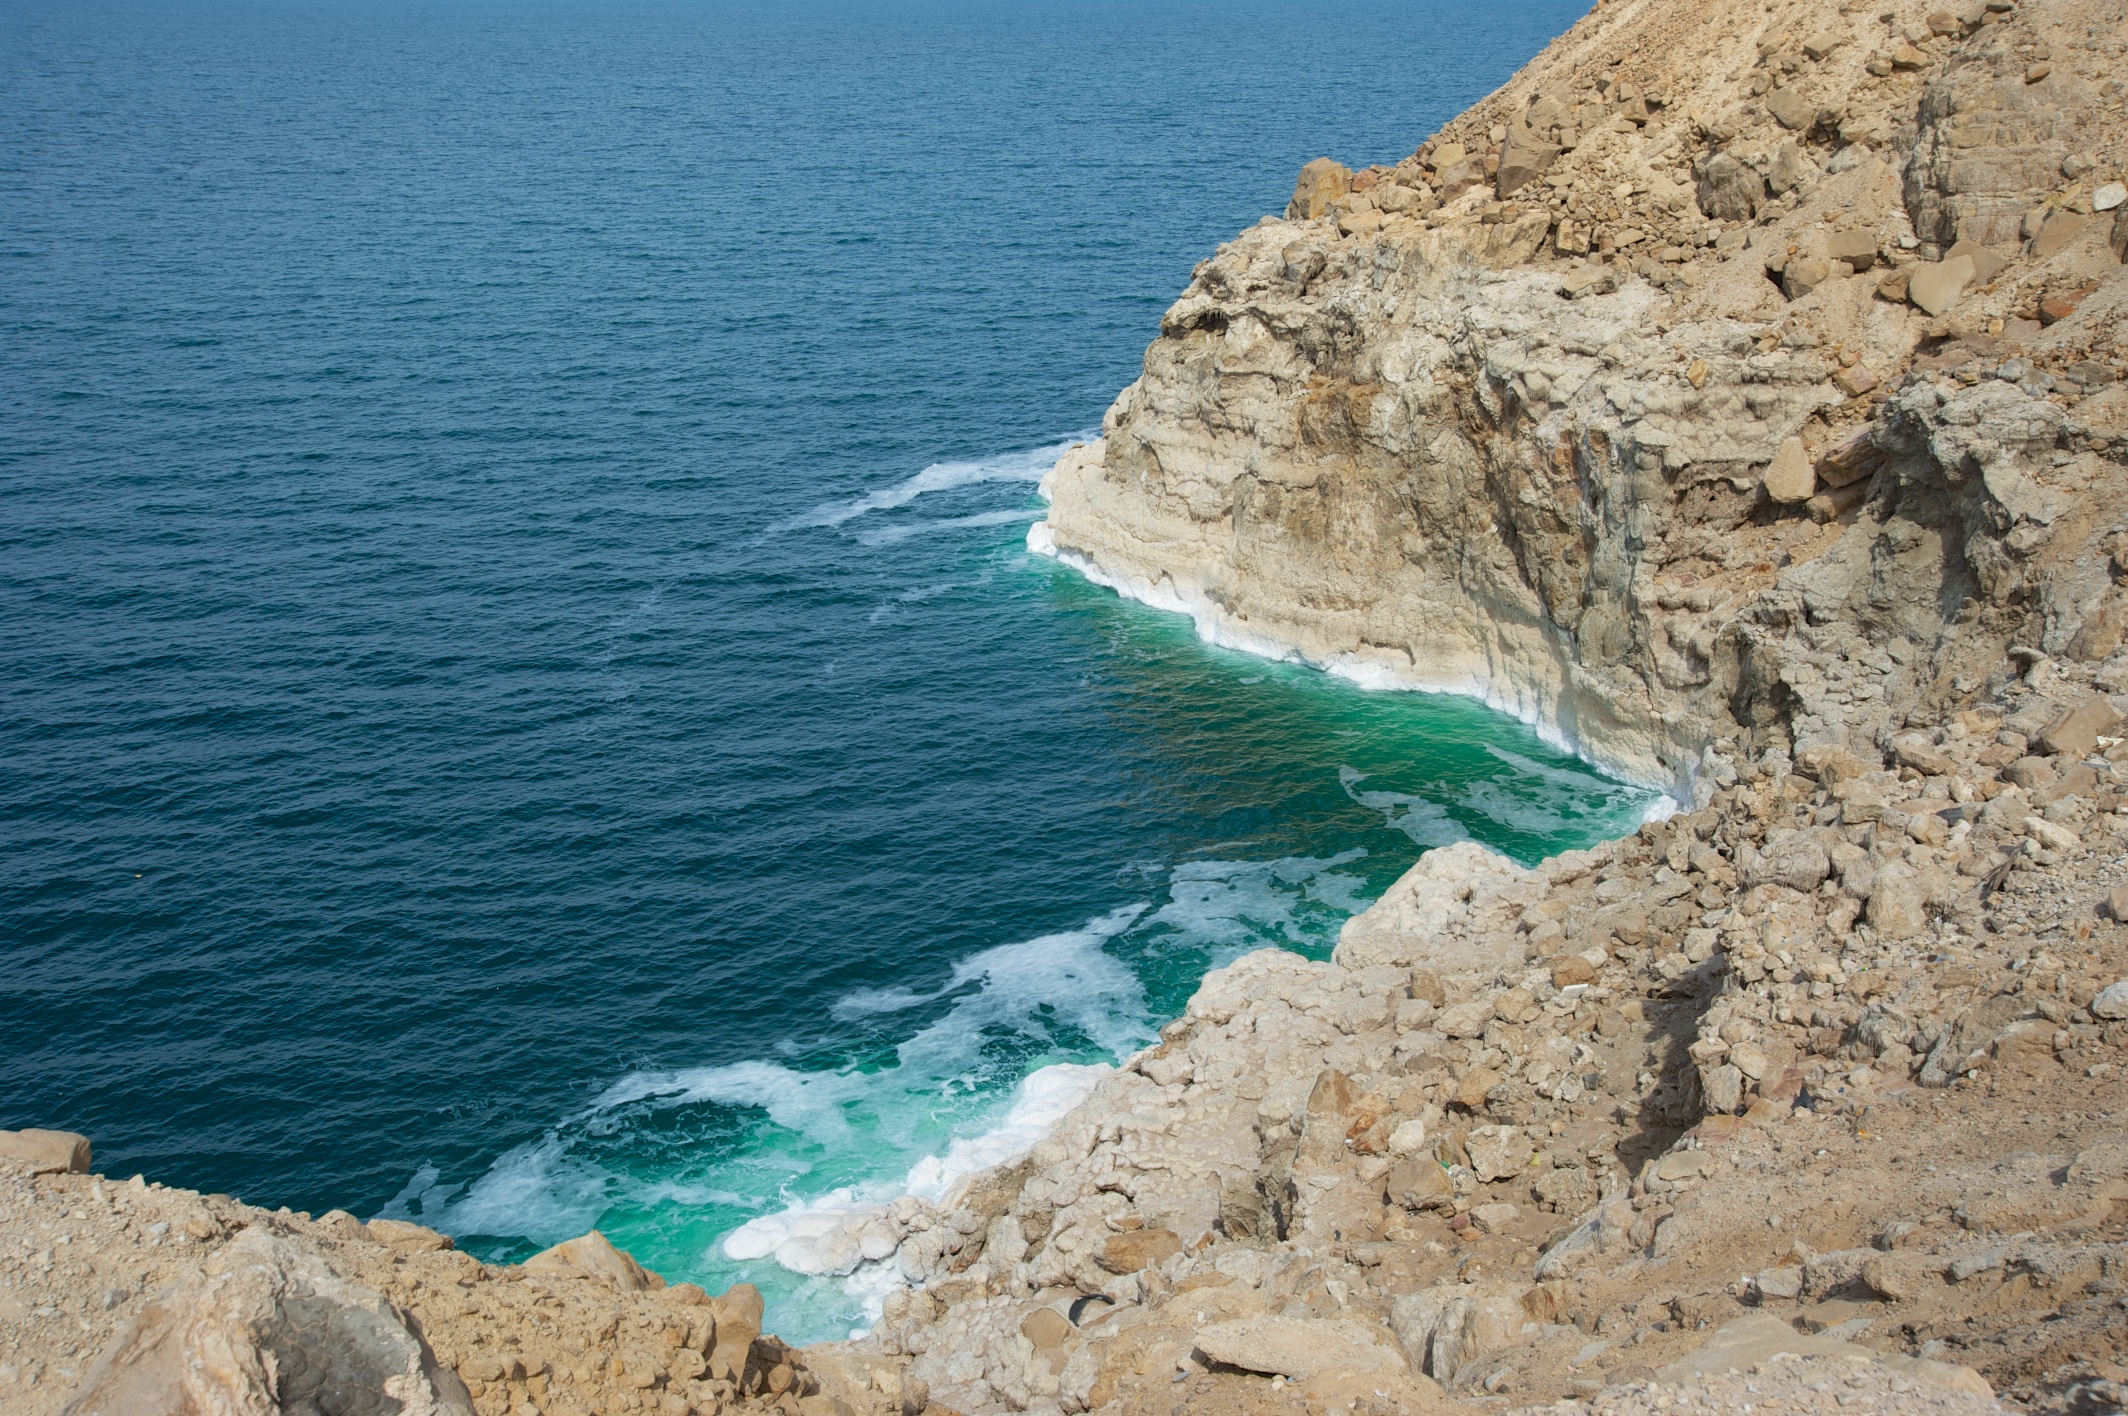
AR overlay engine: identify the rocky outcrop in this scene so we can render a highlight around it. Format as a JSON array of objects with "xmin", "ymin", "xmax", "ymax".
[
  {"xmin": 1032, "ymin": 0, "xmax": 2127, "ymax": 799},
  {"xmin": 0, "ymin": 1157, "xmax": 826, "ymax": 1416}
]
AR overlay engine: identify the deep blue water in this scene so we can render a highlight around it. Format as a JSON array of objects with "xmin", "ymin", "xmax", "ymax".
[{"xmin": 1, "ymin": 0, "xmax": 1611, "ymax": 1338}]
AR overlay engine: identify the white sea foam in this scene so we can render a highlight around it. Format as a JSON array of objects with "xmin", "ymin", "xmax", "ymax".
[
  {"xmin": 855, "ymin": 507, "xmax": 1043, "ymax": 547},
  {"xmin": 1339, "ymin": 767, "xmax": 1474, "ymax": 849},
  {"xmin": 1028, "ymin": 519, "xmax": 1687, "ymax": 807},
  {"xmin": 795, "ymin": 437, "xmax": 1088, "ymax": 530},
  {"xmin": 903, "ymin": 1060, "xmax": 1110, "ymax": 1201}
]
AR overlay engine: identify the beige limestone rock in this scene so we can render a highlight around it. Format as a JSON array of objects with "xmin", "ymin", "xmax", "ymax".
[
  {"xmin": 1763, "ymin": 438, "xmax": 1817, "ymax": 504},
  {"xmin": 64, "ymin": 1230, "xmax": 474, "ymax": 1416},
  {"xmin": 1192, "ymin": 1316, "xmax": 1409, "ymax": 1381},
  {"xmin": 1907, "ymin": 255, "xmax": 1975, "ymax": 315},
  {"xmin": 1286, "ymin": 158, "xmax": 1352, "ymax": 221},
  {"xmin": 0, "ymin": 1128, "xmax": 90, "ymax": 1175},
  {"xmin": 2035, "ymin": 697, "xmax": 2121, "ymax": 757},
  {"xmin": 521, "ymin": 1228, "xmax": 664, "ymax": 1291}
]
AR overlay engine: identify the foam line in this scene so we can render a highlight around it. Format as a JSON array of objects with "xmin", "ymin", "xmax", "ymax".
[
  {"xmin": 1027, "ymin": 520, "xmax": 1685, "ymax": 808},
  {"xmin": 793, "ymin": 435, "xmax": 1092, "ymax": 529}
]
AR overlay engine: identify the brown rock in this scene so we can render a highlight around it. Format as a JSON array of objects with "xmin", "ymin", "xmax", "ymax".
[
  {"xmin": 1826, "ymin": 229, "xmax": 1879, "ymax": 271},
  {"xmin": 0, "ymin": 1128, "xmax": 91, "ymax": 1175},
  {"xmin": 709, "ymin": 1282, "xmax": 764, "ymax": 1382},
  {"xmin": 364, "ymin": 1217, "xmax": 454, "ymax": 1252},
  {"xmin": 1097, "ymin": 1225, "xmax": 1182, "ymax": 1274},
  {"xmin": 1907, "ymin": 255, "xmax": 1975, "ymax": 315},
  {"xmin": 523, "ymin": 1228, "xmax": 662, "ymax": 1290},
  {"xmin": 1496, "ymin": 127, "xmax": 1560, "ymax": 198},
  {"xmin": 1763, "ymin": 437, "xmax": 1816, "ymax": 504},
  {"xmin": 1385, "ymin": 1157, "xmax": 1454, "ymax": 1211},
  {"xmin": 1021, "ymin": 1306, "xmax": 1073, "ymax": 1350},
  {"xmin": 2035, "ymin": 697, "xmax": 2122, "ymax": 757},
  {"xmin": 2032, "ymin": 211, "xmax": 2091, "ymax": 258},
  {"xmin": 1287, "ymin": 158, "xmax": 1352, "ymax": 221}
]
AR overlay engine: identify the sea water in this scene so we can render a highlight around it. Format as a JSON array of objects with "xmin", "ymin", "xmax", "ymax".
[{"xmin": 0, "ymin": 0, "xmax": 1619, "ymax": 1341}]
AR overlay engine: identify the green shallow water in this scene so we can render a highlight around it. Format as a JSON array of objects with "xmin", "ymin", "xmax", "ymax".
[{"xmin": 384, "ymin": 551, "xmax": 1662, "ymax": 1339}]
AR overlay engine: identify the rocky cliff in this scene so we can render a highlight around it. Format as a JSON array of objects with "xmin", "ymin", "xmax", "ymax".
[
  {"xmin": 1033, "ymin": 0, "xmax": 2127, "ymax": 798},
  {"xmin": 819, "ymin": 0, "xmax": 2128, "ymax": 1408}
]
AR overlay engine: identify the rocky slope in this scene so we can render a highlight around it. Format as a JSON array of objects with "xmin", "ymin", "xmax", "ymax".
[
  {"xmin": 6, "ymin": 0, "xmax": 2127, "ymax": 1412},
  {"xmin": 0, "ymin": 1131, "xmax": 829, "ymax": 1416}
]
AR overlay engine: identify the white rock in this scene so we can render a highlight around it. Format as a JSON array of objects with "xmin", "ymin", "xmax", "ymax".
[
  {"xmin": 2094, "ymin": 182, "xmax": 2126, "ymax": 213},
  {"xmin": 2091, "ymin": 980, "xmax": 2128, "ymax": 1020},
  {"xmin": 1387, "ymin": 1119, "xmax": 1431, "ymax": 1156}
]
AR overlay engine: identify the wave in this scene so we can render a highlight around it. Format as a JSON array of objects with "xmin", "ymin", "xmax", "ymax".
[{"xmin": 790, "ymin": 436, "xmax": 1089, "ymax": 530}]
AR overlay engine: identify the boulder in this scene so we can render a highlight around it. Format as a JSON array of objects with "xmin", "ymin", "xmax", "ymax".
[
  {"xmin": 1696, "ymin": 152, "xmax": 1765, "ymax": 222},
  {"xmin": 1192, "ymin": 1316, "xmax": 1408, "ymax": 1381},
  {"xmin": 1763, "ymin": 437, "xmax": 1816, "ymax": 504},
  {"xmin": 1496, "ymin": 127, "xmax": 1560, "ymax": 198},
  {"xmin": 1826, "ymin": 229, "xmax": 1879, "ymax": 270},
  {"xmin": 1766, "ymin": 87, "xmax": 1817, "ymax": 130},
  {"xmin": 708, "ymin": 1282, "xmax": 764, "ymax": 1383},
  {"xmin": 522, "ymin": 1229, "xmax": 663, "ymax": 1290},
  {"xmin": 0, "ymin": 1128, "xmax": 91, "ymax": 1175},
  {"xmin": 64, "ymin": 1230, "xmax": 474, "ymax": 1416},
  {"xmin": 1096, "ymin": 1226, "xmax": 1181, "ymax": 1274},
  {"xmin": 1907, "ymin": 255, "xmax": 1975, "ymax": 315},
  {"xmin": 1287, "ymin": 158, "xmax": 1352, "ymax": 221},
  {"xmin": 2034, "ymin": 697, "xmax": 2121, "ymax": 757},
  {"xmin": 2032, "ymin": 211, "xmax": 2091, "ymax": 258},
  {"xmin": 2091, "ymin": 980, "xmax": 2128, "ymax": 1020}
]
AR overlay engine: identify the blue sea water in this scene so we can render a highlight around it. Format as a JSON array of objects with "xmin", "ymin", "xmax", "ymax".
[{"xmin": 0, "ymin": 0, "xmax": 1621, "ymax": 1339}]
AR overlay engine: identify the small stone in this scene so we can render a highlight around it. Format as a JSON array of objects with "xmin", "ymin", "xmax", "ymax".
[
  {"xmin": 1754, "ymin": 1266, "xmax": 1804, "ymax": 1300},
  {"xmin": 2105, "ymin": 887, "xmax": 2128, "ymax": 924},
  {"xmin": 1686, "ymin": 359, "xmax": 1708, "ymax": 388},
  {"xmin": 1834, "ymin": 364, "xmax": 1879, "ymax": 398},
  {"xmin": 1467, "ymin": 1125, "xmax": 1528, "ymax": 1182},
  {"xmin": 2024, "ymin": 62, "xmax": 2050, "ymax": 82},
  {"xmin": 1766, "ymin": 87, "xmax": 1816, "ymax": 130},
  {"xmin": 1021, "ymin": 1307, "xmax": 1073, "ymax": 1350},
  {"xmin": 1891, "ymin": 43, "xmax": 1929, "ymax": 68},
  {"xmin": 1469, "ymin": 1202, "xmax": 1523, "ymax": 1234},
  {"xmin": 1763, "ymin": 437, "xmax": 1816, "ymax": 504},
  {"xmin": 1907, "ymin": 255, "xmax": 1975, "ymax": 315},
  {"xmin": 2090, "ymin": 980, "xmax": 2128, "ymax": 1019},
  {"xmin": 1387, "ymin": 1119, "xmax": 1431, "ymax": 1156},
  {"xmin": 2095, "ymin": 183, "xmax": 2127, "ymax": 213},
  {"xmin": 1696, "ymin": 152, "xmax": 1766, "ymax": 222},
  {"xmin": 1437, "ymin": 999, "xmax": 1494, "ymax": 1038},
  {"xmin": 1802, "ymin": 29, "xmax": 1846, "ymax": 58}
]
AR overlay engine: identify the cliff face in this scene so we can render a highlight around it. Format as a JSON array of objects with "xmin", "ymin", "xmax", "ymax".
[{"xmin": 1035, "ymin": 0, "xmax": 2127, "ymax": 796}]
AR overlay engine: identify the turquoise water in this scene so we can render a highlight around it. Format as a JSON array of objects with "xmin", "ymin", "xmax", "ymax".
[{"xmin": 0, "ymin": 0, "xmax": 1625, "ymax": 1340}]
